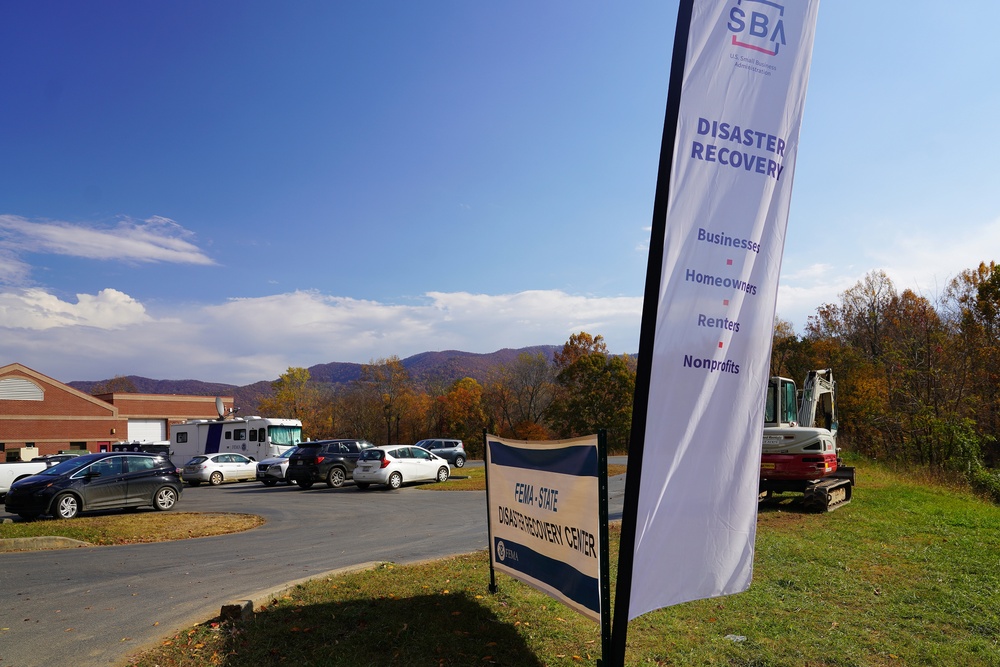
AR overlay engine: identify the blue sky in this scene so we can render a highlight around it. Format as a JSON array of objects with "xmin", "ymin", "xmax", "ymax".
[{"xmin": 2, "ymin": 1, "xmax": 997, "ymax": 385}]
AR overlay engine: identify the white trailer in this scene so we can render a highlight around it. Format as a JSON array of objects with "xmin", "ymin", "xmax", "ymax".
[{"xmin": 169, "ymin": 415, "xmax": 303, "ymax": 469}]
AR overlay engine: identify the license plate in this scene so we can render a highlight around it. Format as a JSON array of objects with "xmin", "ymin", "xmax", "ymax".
[{"xmin": 760, "ymin": 463, "xmax": 775, "ymax": 470}]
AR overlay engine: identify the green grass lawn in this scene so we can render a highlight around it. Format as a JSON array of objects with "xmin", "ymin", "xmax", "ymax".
[
  {"xmin": 127, "ymin": 461, "xmax": 1000, "ymax": 666},
  {"xmin": 0, "ymin": 512, "xmax": 262, "ymax": 548}
]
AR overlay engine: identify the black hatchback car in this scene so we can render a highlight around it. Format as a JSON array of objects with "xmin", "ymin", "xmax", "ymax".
[
  {"xmin": 285, "ymin": 439, "xmax": 373, "ymax": 489},
  {"xmin": 4, "ymin": 452, "xmax": 182, "ymax": 520}
]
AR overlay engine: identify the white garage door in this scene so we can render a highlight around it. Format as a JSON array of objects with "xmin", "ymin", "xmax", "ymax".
[{"xmin": 127, "ymin": 419, "xmax": 167, "ymax": 443}]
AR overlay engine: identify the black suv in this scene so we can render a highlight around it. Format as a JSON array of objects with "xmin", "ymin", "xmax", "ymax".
[{"xmin": 285, "ymin": 439, "xmax": 373, "ymax": 489}]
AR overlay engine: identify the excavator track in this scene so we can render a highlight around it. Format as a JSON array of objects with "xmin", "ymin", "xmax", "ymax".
[{"xmin": 802, "ymin": 477, "xmax": 853, "ymax": 512}]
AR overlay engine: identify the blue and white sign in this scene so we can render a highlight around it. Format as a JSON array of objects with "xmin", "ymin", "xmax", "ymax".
[{"xmin": 486, "ymin": 434, "xmax": 602, "ymax": 622}]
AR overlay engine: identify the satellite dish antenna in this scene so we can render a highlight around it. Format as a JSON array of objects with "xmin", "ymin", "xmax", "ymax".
[{"xmin": 215, "ymin": 396, "xmax": 225, "ymax": 419}]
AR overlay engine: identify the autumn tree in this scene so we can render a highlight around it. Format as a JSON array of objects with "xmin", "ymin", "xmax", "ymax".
[
  {"xmin": 335, "ymin": 382, "xmax": 382, "ymax": 443},
  {"xmin": 257, "ymin": 367, "xmax": 330, "ymax": 439},
  {"xmin": 554, "ymin": 332, "xmax": 608, "ymax": 369},
  {"xmin": 437, "ymin": 377, "xmax": 487, "ymax": 457},
  {"xmin": 399, "ymin": 391, "xmax": 435, "ymax": 445},
  {"xmin": 358, "ymin": 356, "xmax": 413, "ymax": 445},
  {"xmin": 943, "ymin": 261, "xmax": 1000, "ymax": 465},
  {"xmin": 548, "ymin": 332, "xmax": 635, "ymax": 452},
  {"xmin": 482, "ymin": 352, "xmax": 556, "ymax": 439}
]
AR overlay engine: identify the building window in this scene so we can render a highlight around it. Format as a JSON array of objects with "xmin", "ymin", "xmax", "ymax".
[{"xmin": 0, "ymin": 377, "xmax": 43, "ymax": 401}]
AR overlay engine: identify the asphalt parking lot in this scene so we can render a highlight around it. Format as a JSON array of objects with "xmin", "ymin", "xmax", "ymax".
[
  {"xmin": 0, "ymin": 476, "xmax": 490, "ymax": 667},
  {"xmin": 0, "ymin": 459, "xmax": 626, "ymax": 667}
]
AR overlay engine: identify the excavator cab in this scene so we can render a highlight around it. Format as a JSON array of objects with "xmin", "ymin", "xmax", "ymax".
[{"xmin": 764, "ymin": 377, "xmax": 799, "ymax": 427}]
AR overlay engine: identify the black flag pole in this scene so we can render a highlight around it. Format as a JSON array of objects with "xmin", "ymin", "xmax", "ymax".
[{"xmin": 608, "ymin": 1, "xmax": 694, "ymax": 665}]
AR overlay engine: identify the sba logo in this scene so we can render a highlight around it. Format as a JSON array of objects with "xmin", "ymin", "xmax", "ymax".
[{"xmin": 728, "ymin": 0, "xmax": 786, "ymax": 56}]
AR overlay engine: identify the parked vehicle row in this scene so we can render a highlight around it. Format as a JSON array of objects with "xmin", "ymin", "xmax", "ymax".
[
  {"xmin": 4, "ymin": 439, "xmax": 467, "ymax": 520},
  {"xmin": 180, "ymin": 438, "xmax": 464, "ymax": 490}
]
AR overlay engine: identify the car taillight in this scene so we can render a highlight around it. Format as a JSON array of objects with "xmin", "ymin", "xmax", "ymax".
[
  {"xmin": 380, "ymin": 459, "xmax": 391, "ymax": 468},
  {"xmin": 315, "ymin": 456, "xmax": 325, "ymax": 464}
]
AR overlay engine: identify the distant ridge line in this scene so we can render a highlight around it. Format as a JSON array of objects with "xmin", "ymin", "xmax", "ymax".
[{"xmin": 66, "ymin": 345, "xmax": 566, "ymax": 414}]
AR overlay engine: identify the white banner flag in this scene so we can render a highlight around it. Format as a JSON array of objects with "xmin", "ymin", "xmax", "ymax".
[{"xmin": 627, "ymin": 0, "xmax": 820, "ymax": 619}]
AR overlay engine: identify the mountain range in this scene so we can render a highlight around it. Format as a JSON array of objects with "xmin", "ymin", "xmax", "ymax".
[{"xmin": 67, "ymin": 346, "xmax": 561, "ymax": 414}]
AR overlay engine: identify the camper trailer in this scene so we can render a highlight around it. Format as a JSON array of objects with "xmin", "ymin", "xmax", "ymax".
[{"xmin": 169, "ymin": 415, "xmax": 303, "ymax": 469}]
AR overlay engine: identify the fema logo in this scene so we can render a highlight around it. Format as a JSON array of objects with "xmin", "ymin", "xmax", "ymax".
[
  {"xmin": 727, "ymin": 0, "xmax": 787, "ymax": 57},
  {"xmin": 496, "ymin": 540, "xmax": 506, "ymax": 562}
]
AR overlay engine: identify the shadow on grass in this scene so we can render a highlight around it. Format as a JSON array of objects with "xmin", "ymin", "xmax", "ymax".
[
  {"xmin": 756, "ymin": 494, "xmax": 814, "ymax": 514},
  {"xmin": 208, "ymin": 590, "xmax": 545, "ymax": 666}
]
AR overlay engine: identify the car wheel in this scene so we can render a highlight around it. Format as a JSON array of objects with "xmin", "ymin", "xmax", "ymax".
[
  {"xmin": 355, "ymin": 482, "xmax": 370, "ymax": 490},
  {"xmin": 387, "ymin": 471, "xmax": 403, "ymax": 490},
  {"xmin": 209, "ymin": 471, "xmax": 224, "ymax": 486},
  {"xmin": 296, "ymin": 479, "xmax": 314, "ymax": 489},
  {"xmin": 54, "ymin": 493, "xmax": 80, "ymax": 520},
  {"xmin": 454, "ymin": 456, "xmax": 466, "ymax": 468},
  {"xmin": 187, "ymin": 480, "xmax": 201, "ymax": 487},
  {"xmin": 436, "ymin": 466, "xmax": 450, "ymax": 483},
  {"xmin": 327, "ymin": 467, "xmax": 346, "ymax": 488},
  {"xmin": 153, "ymin": 487, "xmax": 178, "ymax": 511},
  {"xmin": 261, "ymin": 479, "xmax": 278, "ymax": 487}
]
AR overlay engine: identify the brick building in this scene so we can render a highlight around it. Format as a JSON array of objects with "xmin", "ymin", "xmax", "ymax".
[{"xmin": 0, "ymin": 363, "xmax": 234, "ymax": 460}]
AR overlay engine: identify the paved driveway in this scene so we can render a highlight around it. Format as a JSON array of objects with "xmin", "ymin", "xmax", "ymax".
[{"xmin": 1, "ymin": 463, "xmax": 627, "ymax": 667}]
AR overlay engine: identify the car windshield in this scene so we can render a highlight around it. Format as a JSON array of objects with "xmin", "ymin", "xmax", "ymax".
[
  {"xmin": 359, "ymin": 449, "xmax": 384, "ymax": 461},
  {"xmin": 186, "ymin": 456, "xmax": 208, "ymax": 465},
  {"xmin": 37, "ymin": 456, "xmax": 95, "ymax": 476},
  {"xmin": 278, "ymin": 447, "xmax": 298, "ymax": 459}
]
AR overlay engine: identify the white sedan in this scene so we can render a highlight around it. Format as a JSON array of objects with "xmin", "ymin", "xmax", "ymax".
[
  {"xmin": 182, "ymin": 452, "xmax": 257, "ymax": 486},
  {"xmin": 353, "ymin": 445, "xmax": 450, "ymax": 490}
]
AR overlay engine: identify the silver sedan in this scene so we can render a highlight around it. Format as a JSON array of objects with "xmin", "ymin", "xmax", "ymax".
[{"xmin": 182, "ymin": 452, "xmax": 257, "ymax": 486}]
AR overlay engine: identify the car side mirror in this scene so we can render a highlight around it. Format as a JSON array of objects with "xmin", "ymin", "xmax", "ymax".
[{"xmin": 86, "ymin": 471, "xmax": 102, "ymax": 479}]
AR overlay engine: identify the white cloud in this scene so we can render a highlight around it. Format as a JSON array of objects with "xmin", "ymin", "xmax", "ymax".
[
  {"xmin": 6, "ymin": 214, "xmax": 995, "ymax": 384},
  {"xmin": 0, "ymin": 288, "xmax": 151, "ymax": 330},
  {"xmin": 0, "ymin": 215, "xmax": 214, "ymax": 285},
  {"xmin": 872, "ymin": 215, "xmax": 1000, "ymax": 301},
  {"xmin": 0, "ymin": 288, "xmax": 642, "ymax": 385},
  {"xmin": 776, "ymin": 215, "xmax": 1000, "ymax": 330},
  {"xmin": 0, "ymin": 249, "xmax": 31, "ymax": 284}
]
